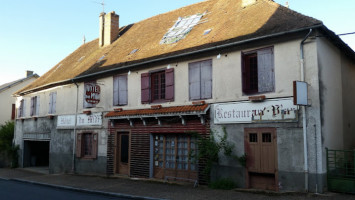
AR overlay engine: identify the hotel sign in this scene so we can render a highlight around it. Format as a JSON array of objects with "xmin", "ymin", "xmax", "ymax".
[
  {"xmin": 57, "ymin": 112, "xmax": 102, "ymax": 127},
  {"xmin": 214, "ymin": 98, "xmax": 298, "ymax": 124}
]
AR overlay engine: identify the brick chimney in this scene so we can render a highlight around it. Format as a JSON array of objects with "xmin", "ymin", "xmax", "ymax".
[
  {"xmin": 26, "ymin": 70, "xmax": 34, "ymax": 77},
  {"xmin": 99, "ymin": 11, "xmax": 119, "ymax": 47}
]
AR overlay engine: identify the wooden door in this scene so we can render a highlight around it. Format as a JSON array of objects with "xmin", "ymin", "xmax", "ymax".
[
  {"xmin": 245, "ymin": 128, "xmax": 277, "ymax": 190},
  {"xmin": 116, "ymin": 132, "xmax": 130, "ymax": 175}
]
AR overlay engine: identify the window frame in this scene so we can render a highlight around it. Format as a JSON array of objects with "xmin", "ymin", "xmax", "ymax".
[
  {"xmin": 30, "ymin": 96, "xmax": 40, "ymax": 117},
  {"xmin": 113, "ymin": 75, "xmax": 128, "ymax": 106},
  {"xmin": 188, "ymin": 59, "xmax": 213, "ymax": 100},
  {"xmin": 48, "ymin": 92, "xmax": 57, "ymax": 114},
  {"xmin": 76, "ymin": 132, "xmax": 98, "ymax": 159},
  {"xmin": 151, "ymin": 70, "xmax": 166, "ymax": 103},
  {"xmin": 18, "ymin": 99, "xmax": 25, "ymax": 118},
  {"xmin": 242, "ymin": 47, "xmax": 275, "ymax": 95}
]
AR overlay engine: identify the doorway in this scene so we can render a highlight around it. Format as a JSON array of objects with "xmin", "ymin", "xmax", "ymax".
[
  {"xmin": 115, "ymin": 132, "xmax": 130, "ymax": 175},
  {"xmin": 23, "ymin": 140, "xmax": 50, "ymax": 168},
  {"xmin": 244, "ymin": 128, "xmax": 278, "ymax": 191}
]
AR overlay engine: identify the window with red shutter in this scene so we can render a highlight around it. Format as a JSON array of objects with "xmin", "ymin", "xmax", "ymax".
[
  {"xmin": 141, "ymin": 73, "xmax": 150, "ymax": 104},
  {"xmin": 77, "ymin": 132, "xmax": 98, "ymax": 159}
]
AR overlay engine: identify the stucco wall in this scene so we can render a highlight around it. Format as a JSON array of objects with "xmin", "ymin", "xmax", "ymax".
[{"xmin": 0, "ymin": 77, "xmax": 37, "ymax": 125}]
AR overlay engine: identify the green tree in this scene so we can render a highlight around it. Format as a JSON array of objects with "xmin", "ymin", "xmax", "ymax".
[{"xmin": 0, "ymin": 121, "xmax": 18, "ymax": 168}]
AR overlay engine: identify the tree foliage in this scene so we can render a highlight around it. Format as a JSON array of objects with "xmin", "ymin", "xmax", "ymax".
[{"xmin": 0, "ymin": 121, "xmax": 19, "ymax": 168}]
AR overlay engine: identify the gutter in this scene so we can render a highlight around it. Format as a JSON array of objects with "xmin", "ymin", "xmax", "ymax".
[
  {"xmin": 300, "ymin": 28, "xmax": 313, "ymax": 192},
  {"xmin": 18, "ymin": 25, "xmax": 323, "ymax": 95}
]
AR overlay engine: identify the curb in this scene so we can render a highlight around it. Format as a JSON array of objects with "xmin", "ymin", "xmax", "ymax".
[{"xmin": 11, "ymin": 178, "xmax": 167, "ymax": 200}]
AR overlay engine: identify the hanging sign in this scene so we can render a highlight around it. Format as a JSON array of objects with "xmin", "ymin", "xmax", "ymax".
[
  {"xmin": 85, "ymin": 82, "xmax": 101, "ymax": 104},
  {"xmin": 214, "ymin": 98, "xmax": 298, "ymax": 124}
]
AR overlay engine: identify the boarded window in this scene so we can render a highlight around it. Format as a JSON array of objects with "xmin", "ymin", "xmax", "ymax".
[
  {"xmin": 189, "ymin": 59, "xmax": 212, "ymax": 100},
  {"xmin": 30, "ymin": 96, "xmax": 40, "ymax": 116},
  {"xmin": 76, "ymin": 132, "xmax": 98, "ymax": 159},
  {"xmin": 49, "ymin": 92, "xmax": 57, "ymax": 114},
  {"xmin": 141, "ymin": 68, "xmax": 174, "ymax": 104},
  {"xmin": 113, "ymin": 75, "xmax": 128, "ymax": 106},
  {"xmin": 242, "ymin": 47, "xmax": 274, "ymax": 94}
]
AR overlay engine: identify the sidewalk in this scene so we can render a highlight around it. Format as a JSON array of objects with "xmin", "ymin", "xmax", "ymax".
[{"xmin": 0, "ymin": 168, "xmax": 352, "ymax": 200}]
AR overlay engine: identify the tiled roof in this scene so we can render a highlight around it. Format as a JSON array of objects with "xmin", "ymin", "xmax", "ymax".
[
  {"xmin": 0, "ymin": 74, "xmax": 39, "ymax": 94},
  {"xmin": 105, "ymin": 104, "xmax": 210, "ymax": 118},
  {"xmin": 17, "ymin": 0, "xmax": 326, "ymax": 95}
]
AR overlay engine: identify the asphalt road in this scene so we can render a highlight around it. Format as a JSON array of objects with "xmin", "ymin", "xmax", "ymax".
[{"xmin": 0, "ymin": 179, "xmax": 127, "ymax": 200}]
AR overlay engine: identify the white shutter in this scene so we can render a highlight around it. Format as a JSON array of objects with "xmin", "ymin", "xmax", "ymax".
[
  {"xmin": 118, "ymin": 75, "xmax": 128, "ymax": 105},
  {"xmin": 113, "ymin": 76, "xmax": 119, "ymax": 106},
  {"xmin": 189, "ymin": 62, "xmax": 201, "ymax": 100},
  {"xmin": 36, "ymin": 96, "xmax": 40, "ymax": 116},
  {"xmin": 200, "ymin": 60, "xmax": 212, "ymax": 99},
  {"xmin": 30, "ymin": 97, "xmax": 34, "ymax": 116},
  {"xmin": 23, "ymin": 99, "xmax": 26, "ymax": 117},
  {"xmin": 257, "ymin": 48, "xmax": 274, "ymax": 93},
  {"xmin": 49, "ymin": 93, "xmax": 53, "ymax": 114},
  {"xmin": 53, "ymin": 92, "xmax": 57, "ymax": 114}
]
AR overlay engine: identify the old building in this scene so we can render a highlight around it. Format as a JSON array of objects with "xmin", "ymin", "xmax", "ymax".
[
  {"xmin": 0, "ymin": 71, "xmax": 38, "ymax": 125},
  {"xmin": 14, "ymin": 0, "xmax": 355, "ymax": 193}
]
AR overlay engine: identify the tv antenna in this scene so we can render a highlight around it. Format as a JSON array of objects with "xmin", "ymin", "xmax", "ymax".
[{"xmin": 93, "ymin": 0, "xmax": 105, "ymax": 13}]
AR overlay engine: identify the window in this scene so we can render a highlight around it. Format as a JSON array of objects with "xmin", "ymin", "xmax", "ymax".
[
  {"xmin": 154, "ymin": 134, "xmax": 198, "ymax": 171},
  {"xmin": 11, "ymin": 104, "xmax": 15, "ymax": 120},
  {"xmin": 141, "ymin": 68, "xmax": 174, "ymax": 104},
  {"xmin": 30, "ymin": 96, "xmax": 40, "ymax": 116},
  {"xmin": 76, "ymin": 132, "xmax": 98, "ymax": 159},
  {"xmin": 242, "ymin": 47, "xmax": 274, "ymax": 94},
  {"xmin": 49, "ymin": 92, "xmax": 57, "ymax": 114},
  {"xmin": 189, "ymin": 59, "xmax": 212, "ymax": 100},
  {"xmin": 18, "ymin": 99, "xmax": 25, "ymax": 118},
  {"xmin": 113, "ymin": 75, "xmax": 128, "ymax": 106}
]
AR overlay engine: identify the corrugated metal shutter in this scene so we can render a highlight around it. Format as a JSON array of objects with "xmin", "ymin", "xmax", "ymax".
[
  {"xmin": 118, "ymin": 75, "xmax": 128, "ymax": 105},
  {"xmin": 165, "ymin": 68, "xmax": 174, "ymax": 101},
  {"xmin": 113, "ymin": 76, "xmax": 119, "ymax": 106},
  {"xmin": 189, "ymin": 62, "xmax": 201, "ymax": 100},
  {"xmin": 257, "ymin": 48, "xmax": 274, "ymax": 93},
  {"xmin": 201, "ymin": 60, "xmax": 212, "ymax": 99},
  {"xmin": 141, "ymin": 73, "xmax": 150, "ymax": 104}
]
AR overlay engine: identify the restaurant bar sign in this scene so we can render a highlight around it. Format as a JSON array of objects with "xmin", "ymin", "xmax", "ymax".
[
  {"xmin": 214, "ymin": 98, "xmax": 298, "ymax": 124},
  {"xmin": 85, "ymin": 82, "xmax": 100, "ymax": 105},
  {"xmin": 57, "ymin": 112, "xmax": 102, "ymax": 127}
]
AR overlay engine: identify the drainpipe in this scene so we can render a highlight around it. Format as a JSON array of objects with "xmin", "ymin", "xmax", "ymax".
[
  {"xmin": 72, "ymin": 80, "xmax": 79, "ymax": 173},
  {"xmin": 300, "ymin": 29, "xmax": 312, "ymax": 192}
]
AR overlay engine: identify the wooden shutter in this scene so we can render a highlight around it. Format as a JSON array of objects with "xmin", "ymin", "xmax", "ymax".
[
  {"xmin": 53, "ymin": 92, "xmax": 57, "ymax": 114},
  {"xmin": 76, "ymin": 133, "xmax": 82, "ymax": 158},
  {"xmin": 49, "ymin": 93, "xmax": 53, "ymax": 114},
  {"xmin": 92, "ymin": 133, "xmax": 98, "ymax": 159},
  {"xmin": 30, "ymin": 97, "xmax": 34, "ymax": 116},
  {"xmin": 165, "ymin": 68, "xmax": 174, "ymax": 101},
  {"xmin": 36, "ymin": 96, "xmax": 40, "ymax": 116},
  {"xmin": 11, "ymin": 104, "xmax": 15, "ymax": 120},
  {"xmin": 201, "ymin": 60, "xmax": 212, "ymax": 99},
  {"xmin": 141, "ymin": 73, "xmax": 150, "ymax": 104},
  {"xmin": 23, "ymin": 99, "xmax": 26, "ymax": 117},
  {"xmin": 257, "ymin": 48, "xmax": 274, "ymax": 93},
  {"xmin": 113, "ymin": 76, "xmax": 119, "ymax": 106},
  {"xmin": 118, "ymin": 75, "xmax": 128, "ymax": 105},
  {"xmin": 189, "ymin": 62, "xmax": 201, "ymax": 100}
]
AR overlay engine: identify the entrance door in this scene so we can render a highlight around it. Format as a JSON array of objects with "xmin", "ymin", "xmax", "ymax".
[
  {"xmin": 245, "ymin": 128, "xmax": 278, "ymax": 191},
  {"xmin": 116, "ymin": 132, "xmax": 130, "ymax": 175},
  {"xmin": 23, "ymin": 140, "xmax": 50, "ymax": 168}
]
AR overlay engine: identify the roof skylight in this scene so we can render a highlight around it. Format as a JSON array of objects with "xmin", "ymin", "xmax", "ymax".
[
  {"xmin": 97, "ymin": 55, "xmax": 106, "ymax": 63},
  {"xmin": 129, "ymin": 49, "xmax": 139, "ymax": 55},
  {"xmin": 203, "ymin": 29, "xmax": 212, "ymax": 35},
  {"xmin": 160, "ymin": 14, "xmax": 203, "ymax": 44},
  {"xmin": 78, "ymin": 56, "xmax": 85, "ymax": 62}
]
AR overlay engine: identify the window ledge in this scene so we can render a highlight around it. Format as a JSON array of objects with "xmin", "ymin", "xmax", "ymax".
[{"xmin": 248, "ymin": 95, "xmax": 266, "ymax": 102}]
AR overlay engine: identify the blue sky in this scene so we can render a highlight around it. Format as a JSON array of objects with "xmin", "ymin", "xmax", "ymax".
[{"xmin": 0, "ymin": 0, "xmax": 354, "ymax": 85}]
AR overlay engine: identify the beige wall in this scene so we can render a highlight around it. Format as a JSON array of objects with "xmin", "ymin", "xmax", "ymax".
[
  {"xmin": 0, "ymin": 77, "xmax": 37, "ymax": 125},
  {"xmin": 18, "ymin": 39, "xmax": 315, "ymax": 117},
  {"xmin": 317, "ymin": 37, "xmax": 344, "ymax": 150},
  {"xmin": 340, "ymin": 53, "xmax": 355, "ymax": 149}
]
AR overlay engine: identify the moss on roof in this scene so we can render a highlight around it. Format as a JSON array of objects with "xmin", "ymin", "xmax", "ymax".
[{"xmin": 18, "ymin": 0, "xmax": 322, "ymax": 95}]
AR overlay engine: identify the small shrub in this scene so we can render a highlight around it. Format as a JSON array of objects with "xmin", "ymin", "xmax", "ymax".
[{"xmin": 209, "ymin": 178, "xmax": 237, "ymax": 190}]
